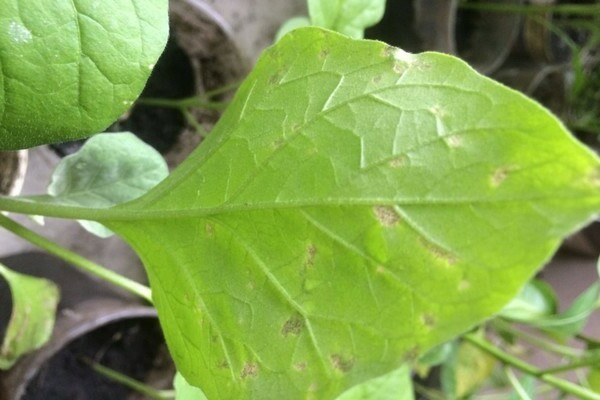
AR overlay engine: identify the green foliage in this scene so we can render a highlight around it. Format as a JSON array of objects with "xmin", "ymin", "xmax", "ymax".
[
  {"xmin": 308, "ymin": 0, "xmax": 386, "ymax": 38},
  {"xmin": 0, "ymin": 0, "xmax": 169, "ymax": 150},
  {"xmin": 0, "ymin": 264, "xmax": 59, "ymax": 369},
  {"xmin": 174, "ymin": 372, "xmax": 208, "ymax": 400},
  {"xmin": 500, "ymin": 279, "xmax": 557, "ymax": 323},
  {"xmin": 277, "ymin": 0, "xmax": 385, "ymax": 40},
  {"xmin": 89, "ymin": 28, "xmax": 599, "ymax": 399},
  {"xmin": 336, "ymin": 365, "xmax": 413, "ymax": 400},
  {"xmin": 41, "ymin": 132, "xmax": 167, "ymax": 237}
]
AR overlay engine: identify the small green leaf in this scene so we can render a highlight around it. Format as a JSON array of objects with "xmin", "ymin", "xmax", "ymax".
[
  {"xmin": 308, "ymin": 0, "xmax": 385, "ymax": 38},
  {"xmin": 44, "ymin": 132, "xmax": 168, "ymax": 237},
  {"xmin": 96, "ymin": 28, "xmax": 600, "ymax": 399},
  {"xmin": 530, "ymin": 282, "xmax": 600, "ymax": 337},
  {"xmin": 174, "ymin": 371, "xmax": 208, "ymax": 400},
  {"xmin": 418, "ymin": 342, "xmax": 455, "ymax": 368},
  {"xmin": 500, "ymin": 279, "xmax": 557, "ymax": 322},
  {"xmin": 442, "ymin": 337, "xmax": 496, "ymax": 398},
  {"xmin": 0, "ymin": 264, "xmax": 59, "ymax": 369},
  {"xmin": 0, "ymin": 0, "xmax": 169, "ymax": 149},
  {"xmin": 276, "ymin": 17, "xmax": 312, "ymax": 41},
  {"xmin": 336, "ymin": 365, "xmax": 414, "ymax": 400}
]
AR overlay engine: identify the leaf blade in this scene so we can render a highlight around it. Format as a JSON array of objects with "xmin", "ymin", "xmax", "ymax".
[{"xmin": 105, "ymin": 28, "xmax": 600, "ymax": 399}]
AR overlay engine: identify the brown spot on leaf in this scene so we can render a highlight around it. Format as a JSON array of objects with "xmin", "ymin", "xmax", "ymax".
[
  {"xmin": 422, "ymin": 240, "xmax": 457, "ymax": 265},
  {"xmin": 218, "ymin": 360, "xmax": 229, "ymax": 369},
  {"xmin": 304, "ymin": 244, "xmax": 317, "ymax": 269},
  {"xmin": 294, "ymin": 362, "xmax": 307, "ymax": 372},
  {"xmin": 205, "ymin": 223, "xmax": 214, "ymax": 237},
  {"xmin": 421, "ymin": 313, "xmax": 436, "ymax": 328},
  {"xmin": 389, "ymin": 156, "xmax": 405, "ymax": 168},
  {"xmin": 403, "ymin": 346, "xmax": 420, "ymax": 362},
  {"xmin": 319, "ymin": 48, "xmax": 330, "ymax": 60},
  {"xmin": 241, "ymin": 363, "xmax": 258, "ymax": 379},
  {"xmin": 281, "ymin": 315, "xmax": 304, "ymax": 337},
  {"xmin": 330, "ymin": 353, "xmax": 355, "ymax": 373},
  {"xmin": 491, "ymin": 166, "xmax": 515, "ymax": 188},
  {"xmin": 373, "ymin": 206, "xmax": 400, "ymax": 226}
]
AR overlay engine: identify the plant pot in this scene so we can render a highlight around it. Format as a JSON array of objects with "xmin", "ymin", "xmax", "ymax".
[
  {"xmin": 0, "ymin": 151, "xmax": 27, "ymax": 197},
  {"xmin": 0, "ymin": 252, "xmax": 173, "ymax": 400},
  {"xmin": 414, "ymin": 0, "xmax": 523, "ymax": 74}
]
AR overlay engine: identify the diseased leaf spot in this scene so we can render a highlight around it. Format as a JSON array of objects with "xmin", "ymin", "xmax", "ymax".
[
  {"xmin": 319, "ymin": 48, "xmax": 330, "ymax": 60},
  {"xmin": 372, "ymin": 75, "xmax": 382, "ymax": 85},
  {"xmin": 218, "ymin": 360, "xmax": 229, "ymax": 369},
  {"xmin": 8, "ymin": 21, "xmax": 32, "ymax": 44},
  {"xmin": 422, "ymin": 240, "xmax": 457, "ymax": 265},
  {"xmin": 294, "ymin": 362, "xmax": 307, "ymax": 372},
  {"xmin": 389, "ymin": 156, "xmax": 406, "ymax": 168},
  {"xmin": 403, "ymin": 346, "xmax": 420, "ymax": 362},
  {"xmin": 304, "ymin": 244, "xmax": 317, "ymax": 268},
  {"xmin": 458, "ymin": 280, "xmax": 471, "ymax": 291},
  {"xmin": 205, "ymin": 223, "xmax": 214, "ymax": 237},
  {"xmin": 373, "ymin": 206, "xmax": 400, "ymax": 226},
  {"xmin": 330, "ymin": 353, "xmax": 354, "ymax": 373},
  {"xmin": 383, "ymin": 45, "xmax": 415, "ymax": 74},
  {"xmin": 491, "ymin": 166, "xmax": 514, "ymax": 188},
  {"xmin": 446, "ymin": 134, "xmax": 462, "ymax": 148},
  {"xmin": 281, "ymin": 315, "xmax": 304, "ymax": 337},
  {"xmin": 421, "ymin": 313, "xmax": 436, "ymax": 328},
  {"xmin": 588, "ymin": 167, "xmax": 600, "ymax": 188},
  {"xmin": 241, "ymin": 363, "xmax": 258, "ymax": 379}
]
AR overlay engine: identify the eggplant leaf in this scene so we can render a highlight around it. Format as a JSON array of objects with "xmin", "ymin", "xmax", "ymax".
[
  {"xmin": 91, "ymin": 27, "xmax": 599, "ymax": 399},
  {"xmin": 43, "ymin": 132, "xmax": 168, "ymax": 238},
  {"xmin": 0, "ymin": 0, "xmax": 168, "ymax": 149},
  {"xmin": 0, "ymin": 264, "xmax": 59, "ymax": 369},
  {"xmin": 309, "ymin": 0, "xmax": 385, "ymax": 38}
]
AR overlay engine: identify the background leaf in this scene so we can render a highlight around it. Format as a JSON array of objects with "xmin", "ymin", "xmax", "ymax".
[
  {"xmin": 104, "ymin": 28, "xmax": 600, "ymax": 399},
  {"xmin": 0, "ymin": 0, "xmax": 169, "ymax": 150},
  {"xmin": 42, "ymin": 132, "xmax": 168, "ymax": 237},
  {"xmin": 0, "ymin": 264, "xmax": 59, "ymax": 369},
  {"xmin": 336, "ymin": 365, "xmax": 414, "ymax": 400},
  {"xmin": 499, "ymin": 279, "xmax": 557, "ymax": 323},
  {"xmin": 308, "ymin": 0, "xmax": 385, "ymax": 38},
  {"xmin": 174, "ymin": 371, "xmax": 208, "ymax": 400}
]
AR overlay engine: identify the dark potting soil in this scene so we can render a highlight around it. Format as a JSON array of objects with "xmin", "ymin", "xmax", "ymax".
[
  {"xmin": 22, "ymin": 317, "xmax": 167, "ymax": 400},
  {"xmin": 50, "ymin": 33, "xmax": 196, "ymax": 157}
]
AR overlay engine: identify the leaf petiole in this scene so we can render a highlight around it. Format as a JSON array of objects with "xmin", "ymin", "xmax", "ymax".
[
  {"xmin": 0, "ymin": 214, "xmax": 152, "ymax": 303},
  {"xmin": 464, "ymin": 333, "xmax": 600, "ymax": 400}
]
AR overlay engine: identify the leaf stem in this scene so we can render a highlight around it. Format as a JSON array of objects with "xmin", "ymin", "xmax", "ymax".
[
  {"xmin": 539, "ymin": 352, "xmax": 600, "ymax": 375},
  {"xmin": 137, "ymin": 97, "xmax": 229, "ymax": 110},
  {"xmin": 505, "ymin": 367, "xmax": 533, "ymax": 400},
  {"xmin": 0, "ymin": 214, "xmax": 153, "ymax": 303},
  {"xmin": 458, "ymin": 2, "xmax": 600, "ymax": 16},
  {"xmin": 493, "ymin": 319, "xmax": 582, "ymax": 358},
  {"xmin": 463, "ymin": 333, "xmax": 600, "ymax": 400},
  {"xmin": 82, "ymin": 358, "xmax": 173, "ymax": 399}
]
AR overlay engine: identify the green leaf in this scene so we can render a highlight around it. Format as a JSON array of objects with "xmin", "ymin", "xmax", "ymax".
[
  {"xmin": 174, "ymin": 371, "xmax": 208, "ymax": 400},
  {"xmin": 499, "ymin": 279, "xmax": 557, "ymax": 323},
  {"xmin": 96, "ymin": 27, "xmax": 600, "ymax": 399},
  {"xmin": 0, "ymin": 0, "xmax": 169, "ymax": 150},
  {"xmin": 0, "ymin": 264, "xmax": 59, "ymax": 369},
  {"xmin": 276, "ymin": 17, "xmax": 312, "ymax": 42},
  {"xmin": 336, "ymin": 365, "xmax": 414, "ymax": 400},
  {"xmin": 529, "ymin": 282, "xmax": 600, "ymax": 337},
  {"xmin": 418, "ymin": 342, "xmax": 455, "ymax": 368},
  {"xmin": 442, "ymin": 337, "xmax": 497, "ymax": 398},
  {"xmin": 308, "ymin": 0, "xmax": 385, "ymax": 38},
  {"xmin": 42, "ymin": 132, "xmax": 168, "ymax": 238}
]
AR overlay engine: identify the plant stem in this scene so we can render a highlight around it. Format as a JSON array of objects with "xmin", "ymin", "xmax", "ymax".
[
  {"xmin": 82, "ymin": 358, "xmax": 173, "ymax": 399},
  {"xmin": 458, "ymin": 2, "xmax": 600, "ymax": 16},
  {"xmin": 540, "ymin": 352, "xmax": 600, "ymax": 375},
  {"xmin": 137, "ymin": 97, "xmax": 229, "ymax": 110},
  {"xmin": 493, "ymin": 319, "xmax": 582, "ymax": 358},
  {"xmin": 0, "ymin": 214, "xmax": 153, "ymax": 303},
  {"xmin": 463, "ymin": 333, "xmax": 600, "ymax": 400},
  {"xmin": 505, "ymin": 367, "xmax": 533, "ymax": 400}
]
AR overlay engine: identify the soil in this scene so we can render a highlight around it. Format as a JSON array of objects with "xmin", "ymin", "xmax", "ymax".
[{"xmin": 21, "ymin": 317, "xmax": 168, "ymax": 400}]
